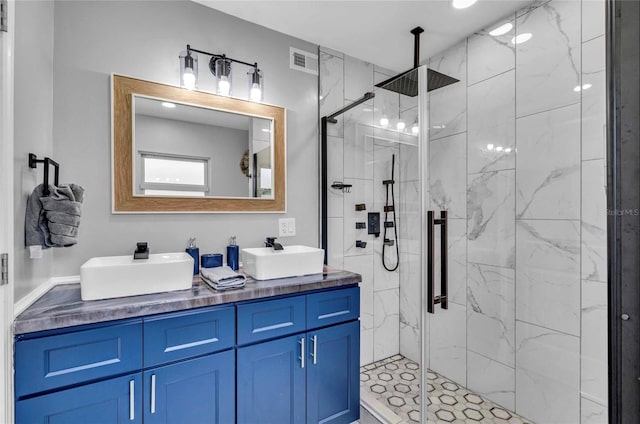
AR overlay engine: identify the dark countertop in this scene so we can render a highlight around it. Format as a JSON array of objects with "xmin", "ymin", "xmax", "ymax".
[{"xmin": 14, "ymin": 267, "xmax": 361, "ymax": 335}]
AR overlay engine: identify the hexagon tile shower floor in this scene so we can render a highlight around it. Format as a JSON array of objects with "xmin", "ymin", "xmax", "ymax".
[{"xmin": 360, "ymin": 355, "xmax": 533, "ymax": 423}]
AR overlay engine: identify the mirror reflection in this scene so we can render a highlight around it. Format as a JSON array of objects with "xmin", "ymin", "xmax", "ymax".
[{"xmin": 133, "ymin": 96, "xmax": 273, "ymax": 198}]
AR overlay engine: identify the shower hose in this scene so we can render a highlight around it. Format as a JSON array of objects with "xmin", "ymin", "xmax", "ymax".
[{"xmin": 383, "ymin": 154, "xmax": 399, "ymax": 271}]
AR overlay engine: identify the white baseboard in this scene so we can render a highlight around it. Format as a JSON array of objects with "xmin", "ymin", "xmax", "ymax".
[
  {"xmin": 360, "ymin": 390, "xmax": 404, "ymax": 424},
  {"xmin": 14, "ymin": 276, "xmax": 79, "ymax": 317}
]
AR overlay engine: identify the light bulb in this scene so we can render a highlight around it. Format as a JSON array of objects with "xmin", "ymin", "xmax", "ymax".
[
  {"xmin": 183, "ymin": 69, "xmax": 196, "ymax": 90},
  {"xmin": 250, "ymin": 83, "xmax": 262, "ymax": 102},
  {"xmin": 505, "ymin": 148, "xmax": 512, "ymax": 153},
  {"xmin": 380, "ymin": 115, "xmax": 389, "ymax": 127},
  {"xmin": 582, "ymin": 83, "xmax": 592, "ymax": 90},
  {"xmin": 161, "ymin": 102, "xmax": 176, "ymax": 109},
  {"xmin": 487, "ymin": 144, "xmax": 495, "ymax": 151},
  {"xmin": 218, "ymin": 76, "xmax": 231, "ymax": 96},
  {"xmin": 496, "ymin": 146, "xmax": 504, "ymax": 152},
  {"xmin": 396, "ymin": 120, "xmax": 406, "ymax": 131},
  {"xmin": 412, "ymin": 123, "xmax": 419, "ymax": 135}
]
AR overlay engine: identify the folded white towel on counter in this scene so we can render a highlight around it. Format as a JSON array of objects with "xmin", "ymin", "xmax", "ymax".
[{"xmin": 201, "ymin": 266, "xmax": 246, "ymax": 291}]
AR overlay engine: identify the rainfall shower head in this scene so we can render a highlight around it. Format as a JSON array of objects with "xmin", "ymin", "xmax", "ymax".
[{"xmin": 375, "ymin": 27, "xmax": 460, "ymax": 96}]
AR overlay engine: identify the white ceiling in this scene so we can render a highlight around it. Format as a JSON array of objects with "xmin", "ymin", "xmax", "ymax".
[{"xmin": 194, "ymin": 0, "xmax": 533, "ymax": 72}]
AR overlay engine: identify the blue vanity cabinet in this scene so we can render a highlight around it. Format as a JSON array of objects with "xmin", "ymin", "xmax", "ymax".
[
  {"xmin": 144, "ymin": 350, "xmax": 235, "ymax": 424},
  {"xmin": 237, "ymin": 334, "xmax": 307, "ymax": 423},
  {"xmin": 236, "ymin": 286, "xmax": 360, "ymax": 424},
  {"xmin": 15, "ymin": 373, "xmax": 143, "ymax": 424},
  {"xmin": 15, "ymin": 305, "xmax": 236, "ymax": 424},
  {"xmin": 307, "ymin": 320, "xmax": 360, "ymax": 424}
]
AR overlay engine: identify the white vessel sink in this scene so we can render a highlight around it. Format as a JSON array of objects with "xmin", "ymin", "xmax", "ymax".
[
  {"xmin": 80, "ymin": 252, "xmax": 194, "ymax": 301},
  {"xmin": 242, "ymin": 245, "xmax": 324, "ymax": 280}
]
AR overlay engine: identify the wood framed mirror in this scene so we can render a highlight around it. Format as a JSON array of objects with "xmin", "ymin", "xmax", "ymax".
[{"xmin": 112, "ymin": 74, "xmax": 286, "ymax": 213}]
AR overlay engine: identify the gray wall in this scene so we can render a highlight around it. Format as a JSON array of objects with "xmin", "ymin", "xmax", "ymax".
[
  {"xmin": 14, "ymin": 1, "xmax": 319, "ymax": 300},
  {"xmin": 135, "ymin": 115, "xmax": 250, "ymax": 197},
  {"xmin": 13, "ymin": 1, "xmax": 55, "ymax": 300}
]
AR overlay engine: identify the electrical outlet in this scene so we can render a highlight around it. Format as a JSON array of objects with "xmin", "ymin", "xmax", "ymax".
[{"xmin": 278, "ymin": 218, "xmax": 296, "ymax": 237}]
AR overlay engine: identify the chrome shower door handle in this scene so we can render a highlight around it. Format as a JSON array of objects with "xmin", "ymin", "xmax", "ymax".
[{"xmin": 427, "ymin": 210, "xmax": 448, "ymax": 313}]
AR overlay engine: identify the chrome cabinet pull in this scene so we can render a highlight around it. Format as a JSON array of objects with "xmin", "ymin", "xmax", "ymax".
[
  {"xmin": 311, "ymin": 335, "xmax": 318, "ymax": 365},
  {"xmin": 129, "ymin": 379, "xmax": 135, "ymax": 421},
  {"xmin": 151, "ymin": 374, "xmax": 156, "ymax": 414},
  {"xmin": 299, "ymin": 337, "xmax": 305, "ymax": 368},
  {"xmin": 427, "ymin": 210, "xmax": 448, "ymax": 314}
]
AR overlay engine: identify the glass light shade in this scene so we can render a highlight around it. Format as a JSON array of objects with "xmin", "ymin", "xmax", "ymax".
[
  {"xmin": 380, "ymin": 115, "xmax": 389, "ymax": 127},
  {"xmin": 411, "ymin": 123, "xmax": 419, "ymax": 135},
  {"xmin": 248, "ymin": 68, "xmax": 264, "ymax": 102},
  {"xmin": 396, "ymin": 120, "xmax": 406, "ymax": 131},
  {"xmin": 213, "ymin": 58, "xmax": 232, "ymax": 96},
  {"xmin": 179, "ymin": 50, "xmax": 198, "ymax": 90}
]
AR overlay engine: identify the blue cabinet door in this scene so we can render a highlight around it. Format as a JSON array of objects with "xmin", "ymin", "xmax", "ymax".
[
  {"xmin": 237, "ymin": 334, "xmax": 306, "ymax": 424},
  {"xmin": 16, "ymin": 373, "xmax": 142, "ymax": 424},
  {"xmin": 144, "ymin": 350, "xmax": 235, "ymax": 424},
  {"xmin": 307, "ymin": 321, "xmax": 360, "ymax": 424}
]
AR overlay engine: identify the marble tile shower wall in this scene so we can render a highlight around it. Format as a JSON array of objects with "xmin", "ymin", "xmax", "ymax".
[
  {"xmin": 320, "ymin": 47, "xmax": 421, "ymax": 366},
  {"xmin": 425, "ymin": 0, "xmax": 607, "ymax": 423}
]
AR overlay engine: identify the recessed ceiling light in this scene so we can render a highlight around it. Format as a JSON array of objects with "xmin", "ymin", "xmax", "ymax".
[
  {"xmin": 452, "ymin": 0, "xmax": 478, "ymax": 9},
  {"xmin": 161, "ymin": 102, "xmax": 176, "ymax": 109},
  {"xmin": 574, "ymin": 83, "xmax": 593, "ymax": 92},
  {"xmin": 511, "ymin": 33, "xmax": 533, "ymax": 45},
  {"xmin": 489, "ymin": 22, "xmax": 513, "ymax": 36}
]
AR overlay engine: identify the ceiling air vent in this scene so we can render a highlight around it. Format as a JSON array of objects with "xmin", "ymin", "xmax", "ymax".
[{"xmin": 290, "ymin": 47, "xmax": 318, "ymax": 75}]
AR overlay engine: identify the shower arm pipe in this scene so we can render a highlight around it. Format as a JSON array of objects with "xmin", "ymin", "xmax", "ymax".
[
  {"xmin": 321, "ymin": 91, "xmax": 376, "ymax": 264},
  {"xmin": 186, "ymin": 45, "xmax": 259, "ymax": 70},
  {"xmin": 326, "ymin": 91, "xmax": 375, "ymax": 123}
]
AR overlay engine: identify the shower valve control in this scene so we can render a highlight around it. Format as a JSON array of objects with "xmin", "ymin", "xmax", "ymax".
[{"xmin": 368, "ymin": 212, "xmax": 380, "ymax": 237}]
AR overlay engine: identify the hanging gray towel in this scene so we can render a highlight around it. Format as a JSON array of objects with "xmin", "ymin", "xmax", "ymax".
[{"xmin": 25, "ymin": 183, "xmax": 85, "ymax": 248}]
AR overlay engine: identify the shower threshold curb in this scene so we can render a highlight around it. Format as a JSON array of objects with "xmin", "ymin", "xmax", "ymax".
[{"xmin": 361, "ymin": 389, "xmax": 406, "ymax": 424}]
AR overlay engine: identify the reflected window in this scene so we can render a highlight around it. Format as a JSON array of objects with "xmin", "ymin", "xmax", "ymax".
[{"xmin": 140, "ymin": 151, "xmax": 209, "ymax": 196}]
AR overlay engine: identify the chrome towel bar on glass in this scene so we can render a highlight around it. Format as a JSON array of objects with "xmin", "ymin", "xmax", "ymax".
[{"xmin": 427, "ymin": 210, "xmax": 448, "ymax": 314}]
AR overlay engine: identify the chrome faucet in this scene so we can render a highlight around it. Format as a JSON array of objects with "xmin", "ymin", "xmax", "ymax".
[{"xmin": 265, "ymin": 237, "xmax": 284, "ymax": 251}]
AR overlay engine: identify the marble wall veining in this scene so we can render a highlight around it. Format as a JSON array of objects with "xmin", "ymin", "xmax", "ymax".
[
  {"xmin": 320, "ymin": 1, "xmax": 606, "ymax": 422},
  {"xmin": 426, "ymin": 0, "xmax": 607, "ymax": 422},
  {"xmin": 319, "ymin": 48, "xmax": 420, "ymax": 365}
]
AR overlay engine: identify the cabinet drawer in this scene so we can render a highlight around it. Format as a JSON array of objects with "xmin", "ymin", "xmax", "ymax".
[
  {"xmin": 237, "ymin": 296, "xmax": 305, "ymax": 345},
  {"xmin": 15, "ymin": 321, "xmax": 142, "ymax": 398},
  {"xmin": 144, "ymin": 306, "xmax": 234, "ymax": 367},
  {"xmin": 16, "ymin": 373, "xmax": 143, "ymax": 424},
  {"xmin": 306, "ymin": 286, "xmax": 360, "ymax": 329}
]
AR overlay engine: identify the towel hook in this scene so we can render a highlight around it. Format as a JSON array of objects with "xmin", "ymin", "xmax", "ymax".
[{"xmin": 29, "ymin": 153, "xmax": 60, "ymax": 196}]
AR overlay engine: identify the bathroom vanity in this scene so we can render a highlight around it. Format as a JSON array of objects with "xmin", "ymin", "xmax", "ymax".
[{"xmin": 13, "ymin": 269, "xmax": 361, "ymax": 424}]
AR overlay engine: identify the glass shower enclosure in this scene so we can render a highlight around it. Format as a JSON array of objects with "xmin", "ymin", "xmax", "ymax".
[{"xmin": 320, "ymin": 3, "xmax": 608, "ymax": 418}]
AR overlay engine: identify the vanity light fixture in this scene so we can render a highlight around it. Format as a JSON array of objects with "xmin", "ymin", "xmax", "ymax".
[
  {"xmin": 180, "ymin": 44, "xmax": 264, "ymax": 102},
  {"xmin": 179, "ymin": 50, "xmax": 198, "ymax": 90}
]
